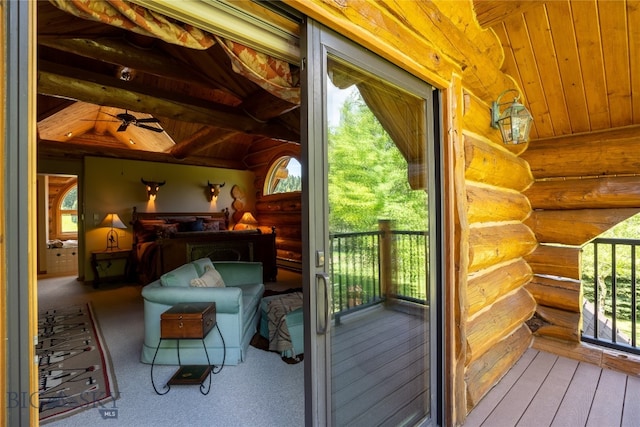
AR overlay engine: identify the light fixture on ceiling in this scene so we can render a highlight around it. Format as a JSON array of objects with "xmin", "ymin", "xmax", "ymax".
[
  {"xmin": 117, "ymin": 66, "xmax": 136, "ymax": 81},
  {"xmin": 99, "ymin": 213, "xmax": 127, "ymax": 250},
  {"xmin": 129, "ymin": 139, "xmax": 135, "ymax": 145},
  {"xmin": 490, "ymin": 89, "xmax": 534, "ymax": 145},
  {"xmin": 65, "ymin": 131, "xmax": 73, "ymax": 138}
]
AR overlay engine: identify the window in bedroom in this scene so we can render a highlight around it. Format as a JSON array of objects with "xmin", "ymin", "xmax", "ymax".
[
  {"xmin": 264, "ymin": 156, "xmax": 302, "ymax": 194},
  {"xmin": 57, "ymin": 184, "xmax": 78, "ymax": 237}
]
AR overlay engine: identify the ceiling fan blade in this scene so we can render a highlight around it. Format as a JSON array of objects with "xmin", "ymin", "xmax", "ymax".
[
  {"xmin": 116, "ymin": 122, "xmax": 129, "ymax": 132},
  {"xmin": 136, "ymin": 123, "xmax": 164, "ymax": 133},
  {"xmin": 136, "ymin": 118, "xmax": 160, "ymax": 123}
]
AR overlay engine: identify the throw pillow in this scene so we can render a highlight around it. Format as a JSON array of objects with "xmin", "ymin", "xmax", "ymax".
[{"xmin": 190, "ymin": 267, "xmax": 225, "ymax": 288}]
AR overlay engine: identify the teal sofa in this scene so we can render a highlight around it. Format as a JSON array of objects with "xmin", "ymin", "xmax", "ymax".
[{"xmin": 140, "ymin": 259, "xmax": 264, "ymax": 366}]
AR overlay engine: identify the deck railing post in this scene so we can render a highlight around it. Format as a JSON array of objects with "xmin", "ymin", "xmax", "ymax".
[{"xmin": 379, "ymin": 220, "xmax": 393, "ymax": 303}]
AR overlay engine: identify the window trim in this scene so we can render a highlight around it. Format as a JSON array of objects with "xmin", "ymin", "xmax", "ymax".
[{"xmin": 55, "ymin": 183, "xmax": 78, "ymax": 240}]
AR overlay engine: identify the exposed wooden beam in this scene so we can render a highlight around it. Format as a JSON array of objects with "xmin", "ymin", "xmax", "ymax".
[
  {"xmin": 240, "ymin": 90, "xmax": 299, "ymax": 122},
  {"xmin": 38, "ymin": 60, "xmax": 300, "ymax": 142},
  {"xmin": 38, "ymin": 138, "xmax": 245, "ymax": 170},
  {"xmin": 38, "ymin": 38, "xmax": 218, "ymax": 90},
  {"xmin": 169, "ymin": 127, "xmax": 238, "ymax": 160}
]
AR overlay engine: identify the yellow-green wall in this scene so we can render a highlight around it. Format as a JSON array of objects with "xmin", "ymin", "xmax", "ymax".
[{"xmin": 83, "ymin": 157, "xmax": 255, "ymax": 282}]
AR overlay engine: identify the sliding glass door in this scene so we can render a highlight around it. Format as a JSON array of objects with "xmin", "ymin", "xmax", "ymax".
[{"xmin": 302, "ymin": 21, "xmax": 440, "ymax": 426}]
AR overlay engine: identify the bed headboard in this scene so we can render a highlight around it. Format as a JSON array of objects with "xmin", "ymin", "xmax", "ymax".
[{"xmin": 131, "ymin": 207, "xmax": 230, "ymax": 228}]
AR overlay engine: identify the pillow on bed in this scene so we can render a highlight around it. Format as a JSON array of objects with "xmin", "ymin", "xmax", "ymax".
[
  {"xmin": 134, "ymin": 219, "xmax": 167, "ymax": 242},
  {"xmin": 203, "ymin": 221, "xmax": 220, "ymax": 231},
  {"xmin": 190, "ymin": 266, "xmax": 225, "ymax": 288},
  {"xmin": 179, "ymin": 218, "xmax": 204, "ymax": 232},
  {"xmin": 154, "ymin": 223, "xmax": 179, "ymax": 237}
]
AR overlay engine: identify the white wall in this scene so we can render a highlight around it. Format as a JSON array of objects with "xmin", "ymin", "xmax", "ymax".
[{"xmin": 83, "ymin": 157, "xmax": 256, "ymax": 281}]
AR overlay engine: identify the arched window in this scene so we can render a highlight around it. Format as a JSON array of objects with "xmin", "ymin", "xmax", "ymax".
[
  {"xmin": 264, "ymin": 156, "xmax": 302, "ymax": 195},
  {"xmin": 57, "ymin": 184, "xmax": 78, "ymax": 237}
]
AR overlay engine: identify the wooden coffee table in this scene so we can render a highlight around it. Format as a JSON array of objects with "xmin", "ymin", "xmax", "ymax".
[{"xmin": 151, "ymin": 302, "xmax": 218, "ymax": 395}]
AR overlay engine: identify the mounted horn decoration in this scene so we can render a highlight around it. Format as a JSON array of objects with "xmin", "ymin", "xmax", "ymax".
[
  {"xmin": 141, "ymin": 178, "xmax": 165, "ymax": 201},
  {"xmin": 207, "ymin": 181, "xmax": 225, "ymax": 201}
]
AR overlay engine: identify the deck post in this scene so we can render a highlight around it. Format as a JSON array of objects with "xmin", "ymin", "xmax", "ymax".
[{"xmin": 379, "ymin": 219, "xmax": 394, "ymax": 303}]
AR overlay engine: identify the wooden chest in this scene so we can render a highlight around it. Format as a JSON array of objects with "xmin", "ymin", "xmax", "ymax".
[{"xmin": 161, "ymin": 302, "xmax": 216, "ymax": 339}]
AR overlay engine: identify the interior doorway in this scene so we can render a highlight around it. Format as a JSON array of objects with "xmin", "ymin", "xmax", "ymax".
[{"xmin": 37, "ymin": 174, "xmax": 80, "ymax": 278}]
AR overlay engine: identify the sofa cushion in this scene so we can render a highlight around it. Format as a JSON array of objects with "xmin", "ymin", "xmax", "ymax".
[
  {"xmin": 190, "ymin": 267, "xmax": 225, "ymax": 288},
  {"xmin": 191, "ymin": 257, "xmax": 215, "ymax": 276},
  {"xmin": 160, "ymin": 263, "xmax": 198, "ymax": 287}
]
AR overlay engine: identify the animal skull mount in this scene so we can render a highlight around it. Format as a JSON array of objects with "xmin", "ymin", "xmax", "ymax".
[
  {"xmin": 207, "ymin": 181, "xmax": 225, "ymax": 201},
  {"xmin": 141, "ymin": 178, "xmax": 165, "ymax": 201}
]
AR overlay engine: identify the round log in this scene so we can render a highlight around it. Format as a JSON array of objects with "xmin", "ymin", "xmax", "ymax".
[
  {"xmin": 467, "ymin": 258, "xmax": 533, "ymax": 316},
  {"xmin": 468, "ymin": 223, "xmax": 537, "ymax": 273},
  {"xmin": 466, "ymin": 287, "xmax": 536, "ymax": 364},
  {"xmin": 525, "ymin": 244, "xmax": 580, "ymax": 280},
  {"xmin": 467, "ymin": 182, "xmax": 531, "ymax": 223},
  {"xmin": 464, "ymin": 134, "xmax": 533, "ymax": 191}
]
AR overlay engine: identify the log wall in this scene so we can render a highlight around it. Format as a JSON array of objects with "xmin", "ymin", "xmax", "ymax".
[
  {"xmin": 245, "ymin": 140, "xmax": 303, "ymax": 268},
  {"xmin": 522, "ymin": 129, "xmax": 640, "ymax": 346}
]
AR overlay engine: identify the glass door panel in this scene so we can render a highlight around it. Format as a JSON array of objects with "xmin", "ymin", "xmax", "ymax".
[{"xmin": 303, "ymin": 22, "xmax": 438, "ymax": 426}]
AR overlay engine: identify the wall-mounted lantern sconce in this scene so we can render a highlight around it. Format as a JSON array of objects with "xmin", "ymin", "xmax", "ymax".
[
  {"xmin": 207, "ymin": 181, "xmax": 225, "ymax": 202},
  {"xmin": 99, "ymin": 213, "xmax": 127, "ymax": 250},
  {"xmin": 141, "ymin": 178, "xmax": 165, "ymax": 201},
  {"xmin": 490, "ymin": 89, "xmax": 534, "ymax": 145}
]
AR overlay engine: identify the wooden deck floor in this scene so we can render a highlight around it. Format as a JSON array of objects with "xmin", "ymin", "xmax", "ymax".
[
  {"xmin": 331, "ymin": 304, "xmax": 430, "ymax": 426},
  {"xmin": 463, "ymin": 348, "xmax": 640, "ymax": 427}
]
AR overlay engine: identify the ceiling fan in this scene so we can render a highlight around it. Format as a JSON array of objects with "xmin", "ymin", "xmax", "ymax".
[{"xmin": 93, "ymin": 110, "xmax": 164, "ymax": 133}]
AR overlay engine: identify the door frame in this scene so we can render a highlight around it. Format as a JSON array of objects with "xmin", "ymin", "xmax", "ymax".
[
  {"xmin": 4, "ymin": 1, "xmax": 39, "ymax": 425},
  {"xmin": 301, "ymin": 18, "xmax": 444, "ymax": 426}
]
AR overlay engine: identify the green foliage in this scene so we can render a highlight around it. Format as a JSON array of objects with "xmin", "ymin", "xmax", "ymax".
[
  {"xmin": 328, "ymin": 92, "xmax": 427, "ymax": 233},
  {"xmin": 61, "ymin": 186, "xmax": 77, "ymax": 210},
  {"xmin": 273, "ymin": 175, "xmax": 301, "ymax": 193},
  {"xmin": 582, "ymin": 213, "xmax": 640, "ymax": 325}
]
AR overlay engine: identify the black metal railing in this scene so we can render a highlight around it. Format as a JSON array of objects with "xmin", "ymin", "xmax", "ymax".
[
  {"xmin": 582, "ymin": 237, "xmax": 640, "ymax": 355},
  {"xmin": 329, "ymin": 222, "xmax": 428, "ymax": 320}
]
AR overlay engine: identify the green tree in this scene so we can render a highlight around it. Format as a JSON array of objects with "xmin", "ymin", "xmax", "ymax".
[{"xmin": 328, "ymin": 92, "xmax": 427, "ymax": 233}]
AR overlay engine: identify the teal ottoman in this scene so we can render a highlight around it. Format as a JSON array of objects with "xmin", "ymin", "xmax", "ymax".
[{"xmin": 260, "ymin": 293, "xmax": 304, "ymax": 358}]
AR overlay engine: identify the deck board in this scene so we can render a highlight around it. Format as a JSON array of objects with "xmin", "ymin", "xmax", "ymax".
[
  {"xmin": 586, "ymin": 368, "xmax": 626, "ymax": 427},
  {"xmin": 331, "ymin": 305, "xmax": 429, "ymax": 427},
  {"xmin": 622, "ymin": 376, "xmax": 640, "ymax": 426},
  {"xmin": 551, "ymin": 362, "xmax": 600, "ymax": 426},
  {"xmin": 517, "ymin": 356, "xmax": 578, "ymax": 427},
  {"xmin": 465, "ymin": 348, "xmax": 640, "ymax": 427},
  {"xmin": 482, "ymin": 351, "xmax": 558, "ymax": 426}
]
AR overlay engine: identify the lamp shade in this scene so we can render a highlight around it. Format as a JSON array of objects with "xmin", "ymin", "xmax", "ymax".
[
  {"xmin": 99, "ymin": 213, "xmax": 127, "ymax": 250},
  {"xmin": 99, "ymin": 213, "xmax": 127, "ymax": 229},
  {"xmin": 234, "ymin": 212, "xmax": 258, "ymax": 230}
]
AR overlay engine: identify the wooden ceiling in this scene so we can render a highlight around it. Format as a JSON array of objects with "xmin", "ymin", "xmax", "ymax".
[
  {"xmin": 37, "ymin": 1, "xmax": 638, "ymax": 169},
  {"xmin": 474, "ymin": 0, "xmax": 640, "ymax": 141},
  {"xmin": 36, "ymin": 1, "xmax": 300, "ymax": 170}
]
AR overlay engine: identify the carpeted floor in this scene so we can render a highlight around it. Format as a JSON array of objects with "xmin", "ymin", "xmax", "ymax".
[{"xmin": 37, "ymin": 271, "xmax": 304, "ymax": 426}]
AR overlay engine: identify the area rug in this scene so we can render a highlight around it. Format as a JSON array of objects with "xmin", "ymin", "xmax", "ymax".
[{"xmin": 37, "ymin": 303, "xmax": 119, "ymax": 424}]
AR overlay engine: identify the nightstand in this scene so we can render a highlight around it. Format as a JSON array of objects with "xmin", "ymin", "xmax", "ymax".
[{"xmin": 91, "ymin": 248, "xmax": 131, "ymax": 288}]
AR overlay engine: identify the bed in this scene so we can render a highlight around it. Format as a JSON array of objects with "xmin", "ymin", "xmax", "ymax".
[{"xmin": 130, "ymin": 207, "xmax": 277, "ymax": 284}]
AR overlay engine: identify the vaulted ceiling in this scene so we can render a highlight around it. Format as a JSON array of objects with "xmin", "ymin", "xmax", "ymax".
[
  {"xmin": 37, "ymin": 1, "xmax": 639, "ymax": 169},
  {"xmin": 36, "ymin": 1, "xmax": 300, "ymax": 170}
]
